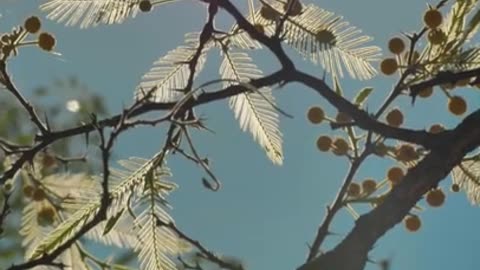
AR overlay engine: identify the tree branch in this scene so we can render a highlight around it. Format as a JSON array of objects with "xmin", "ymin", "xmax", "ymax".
[
  {"xmin": 0, "ymin": 62, "xmax": 49, "ymax": 135},
  {"xmin": 410, "ymin": 67, "xmax": 480, "ymax": 97},
  {"xmin": 298, "ymin": 109, "xmax": 480, "ymax": 270},
  {"xmin": 307, "ymin": 151, "xmax": 369, "ymax": 262},
  {"xmin": 291, "ymin": 70, "xmax": 448, "ymax": 149}
]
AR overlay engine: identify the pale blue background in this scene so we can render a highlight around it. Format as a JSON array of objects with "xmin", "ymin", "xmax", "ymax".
[{"xmin": 2, "ymin": 1, "xmax": 480, "ymax": 269}]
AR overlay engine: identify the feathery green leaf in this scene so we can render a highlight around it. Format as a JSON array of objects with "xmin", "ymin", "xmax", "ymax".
[
  {"xmin": 136, "ymin": 33, "xmax": 211, "ymax": 102},
  {"xmin": 28, "ymin": 154, "xmax": 166, "ymax": 259},
  {"xmin": 452, "ymin": 160, "xmax": 480, "ymax": 205},
  {"xmin": 133, "ymin": 163, "xmax": 179, "ymax": 270},
  {"xmin": 219, "ymin": 50, "xmax": 283, "ymax": 165},
  {"xmin": 254, "ymin": 2, "xmax": 381, "ymax": 80},
  {"xmin": 40, "ymin": 0, "xmax": 176, "ymax": 28}
]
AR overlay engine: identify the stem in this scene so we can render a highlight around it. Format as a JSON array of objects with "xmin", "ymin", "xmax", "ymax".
[{"xmin": 306, "ymin": 151, "xmax": 369, "ymax": 262}]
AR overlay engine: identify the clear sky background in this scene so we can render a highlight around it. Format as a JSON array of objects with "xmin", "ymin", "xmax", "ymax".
[{"xmin": 2, "ymin": 0, "xmax": 480, "ymax": 270}]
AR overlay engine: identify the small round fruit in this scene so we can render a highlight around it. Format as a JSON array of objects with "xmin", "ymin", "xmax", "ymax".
[
  {"xmin": 380, "ymin": 58, "xmax": 398, "ymax": 75},
  {"xmin": 428, "ymin": 29, "xmax": 446, "ymax": 45},
  {"xmin": 23, "ymin": 185, "xmax": 34, "ymax": 198},
  {"xmin": 335, "ymin": 111, "xmax": 352, "ymax": 123},
  {"xmin": 418, "ymin": 87, "xmax": 433, "ymax": 98},
  {"xmin": 423, "ymin": 9, "xmax": 443, "ymax": 29},
  {"xmin": 253, "ymin": 24, "xmax": 265, "ymax": 34},
  {"xmin": 332, "ymin": 137, "xmax": 349, "ymax": 156},
  {"xmin": 448, "ymin": 96, "xmax": 467, "ymax": 115},
  {"xmin": 260, "ymin": 5, "xmax": 278, "ymax": 21},
  {"xmin": 316, "ymin": 136, "xmax": 332, "ymax": 152},
  {"xmin": 374, "ymin": 142, "xmax": 388, "ymax": 157},
  {"xmin": 315, "ymin": 29, "xmax": 337, "ymax": 46},
  {"xmin": 37, "ymin": 32, "xmax": 56, "ymax": 51},
  {"xmin": 362, "ymin": 179, "xmax": 377, "ymax": 194},
  {"xmin": 429, "ymin": 124, "xmax": 445, "ymax": 134},
  {"xmin": 307, "ymin": 106, "xmax": 325, "ymax": 124},
  {"xmin": 32, "ymin": 188, "xmax": 46, "ymax": 201},
  {"xmin": 404, "ymin": 215, "xmax": 421, "ymax": 232},
  {"xmin": 283, "ymin": 0, "xmax": 302, "ymax": 16},
  {"xmin": 387, "ymin": 166, "xmax": 404, "ymax": 185},
  {"xmin": 426, "ymin": 188, "xmax": 445, "ymax": 207},
  {"xmin": 395, "ymin": 144, "xmax": 418, "ymax": 162},
  {"xmin": 24, "ymin": 16, "xmax": 41, "ymax": 34},
  {"xmin": 347, "ymin": 182, "xmax": 361, "ymax": 197},
  {"xmin": 139, "ymin": 0, "xmax": 152, "ymax": 12},
  {"xmin": 386, "ymin": 108, "xmax": 404, "ymax": 127},
  {"xmin": 388, "ymin": 37, "xmax": 405, "ymax": 54},
  {"xmin": 37, "ymin": 206, "xmax": 55, "ymax": 226},
  {"xmin": 451, "ymin": 183, "xmax": 460, "ymax": 192}
]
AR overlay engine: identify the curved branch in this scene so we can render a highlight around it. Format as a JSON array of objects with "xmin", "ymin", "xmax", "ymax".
[
  {"xmin": 291, "ymin": 70, "xmax": 447, "ymax": 149},
  {"xmin": 0, "ymin": 70, "xmax": 288, "ymax": 185}
]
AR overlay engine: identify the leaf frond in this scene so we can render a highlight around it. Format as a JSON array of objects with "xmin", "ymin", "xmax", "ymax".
[
  {"xmin": 20, "ymin": 204, "xmax": 52, "ymax": 259},
  {"xmin": 136, "ymin": 32, "xmax": 211, "ymax": 102},
  {"xmin": 452, "ymin": 160, "xmax": 480, "ymax": 204},
  {"xmin": 255, "ymin": 2, "xmax": 381, "ymax": 80},
  {"xmin": 40, "ymin": 0, "xmax": 177, "ymax": 28},
  {"xmin": 28, "ymin": 202, "xmax": 99, "ymax": 259},
  {"xmin": 85, "ymin": 217, "xmax": 139, "ymax": 249},
  {"xmin": 28, "ymin": 153, "xmax": 167, "ymax": 260},
  {"xmin": 219, "ymin": 50, "xmax": 283, "ymax": 164},
  {"xmin": 426, "ymin": 0, "xmax": 480, "ymax": 71},
  {"xmin": 133, "ymin": 163, "xmax": 180, "ymax": 270}
]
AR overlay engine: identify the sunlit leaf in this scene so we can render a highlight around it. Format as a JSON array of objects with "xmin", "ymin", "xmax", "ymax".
[
  {"xmin": 452, "ymin": 160, "xmax": 480, "ymax": 204},
  {"xmin": 253, "ymin": 1, "xmax": 381, "ymax": 80},
  {"xmin": 136, "ymin": 33, "xmax": 211, "ymax": 102},
  {"xmin": 219, "ymin": 50, "xmax": 283, "ymax": 164},
  {"xmin": 353, "ymin": 87, "xmax": 373, "ymax": 107},
  {"xmin": 40, "ymin": 0, "xmax": 177, "ymax": 28}
]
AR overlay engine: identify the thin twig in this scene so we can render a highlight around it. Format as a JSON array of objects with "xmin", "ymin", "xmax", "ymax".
[
  {"xmin": 0, "ymin": 63, "xmax": 48, "ymax": 134},
  {"xmin": 157, "ymin": 219, "xmax": 243, "ymax": 270},
  {"xmin": 306, "ymin": 150, "xmax": 369, "ymax": 262}
]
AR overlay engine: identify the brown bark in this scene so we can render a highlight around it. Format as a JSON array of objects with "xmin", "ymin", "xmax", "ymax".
[{"xmin": 298, "ymin": 109, "xmax": 480, "ymax": 270}]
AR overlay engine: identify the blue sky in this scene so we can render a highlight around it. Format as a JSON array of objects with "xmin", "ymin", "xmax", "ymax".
[{"xmin": 2, "ymin": 1, "xmax": 480, "ymax": 270}]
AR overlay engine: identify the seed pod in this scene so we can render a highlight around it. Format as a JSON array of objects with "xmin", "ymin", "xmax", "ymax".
[
  {"xmin": 387, "ymin": 166, "xmax": 404, "ymax": 185},
  {"xmin": 332, "ymin": 137, "xmax": 349, "ymax": 156},
  {"xmin": 347, "ymin": 183, "xmax": 361, "ymax": 197},
  {"xmin": 316, "ymin": 136, "xmax": 332, "ymax": 152},
  {"xmin": 423, "ymin": 9, "xmax": 443, "ymax": 29},
  {"xmin": 380, "ymin": 58, "xmax": 398, "ymax": 75},
  {"xmin": 388, "ymin": 37, "xmax": 405, "ymax": 54},
  {"xmin": 448, "ymin": 96, "xmax": 467, "ymax": 115},
  {"xmin": 426, "ymin": 188, "xmax": 445, "ymax": 207},
  {"xmin": 24, "ymin": 16, "xmax": 41, "ymax": 34},
  {"xmin": 139, "ymin": 0, "xmax": 152, "ymax": 12},
  {"xmin": 362, "ymin": 179, "xmax": 377, "ymax": 194},
  {"xmin": 38, "ymin": 32, "xmax": 56, "ymax": 51},
  {"xmin": 307, "ymin": 106, "xmax": 325, "ymax": 124},
  {"xmin": 386, "ymin": 109, "xmax": 404, "ymax": 127},
  {"xmin": 404, "ymin": 215, "xmax": 421, "ymax": 232}
]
